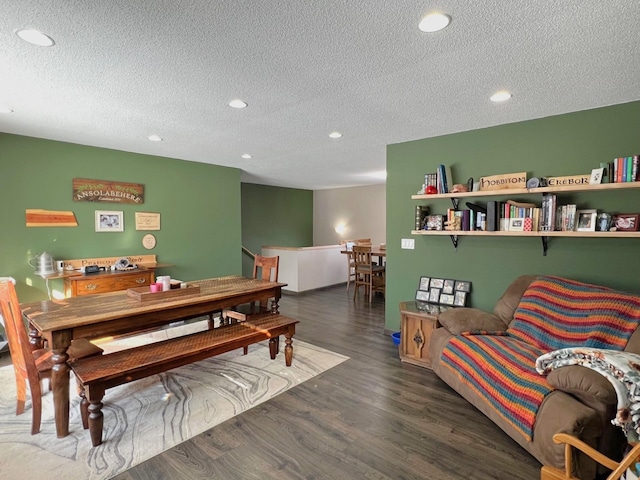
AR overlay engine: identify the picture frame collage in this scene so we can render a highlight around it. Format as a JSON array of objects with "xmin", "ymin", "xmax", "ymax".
[{"xmin": 416, "ymin": 276, "xmax": 471, "ymax": 307}]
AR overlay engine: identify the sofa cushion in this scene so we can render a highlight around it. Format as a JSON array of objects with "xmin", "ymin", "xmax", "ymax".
[
  {"xmin": 441, "ymin": 333, "xmax": 551, "ymax": 441},
  {"xmin": 507, "ymin": 276, "xmax": 640, "ymax": 351}
]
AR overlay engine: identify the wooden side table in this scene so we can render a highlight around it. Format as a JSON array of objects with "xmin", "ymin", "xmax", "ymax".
[{"xmin": 398, "ymin": 301, "xmax": 441, "ymax": 369}]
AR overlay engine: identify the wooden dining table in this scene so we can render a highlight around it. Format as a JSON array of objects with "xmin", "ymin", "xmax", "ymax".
[
  {"xmin": 20, "ymin": 275, "xmax": 286, "ymax": 438},
  {"xmin": 340, "ymin": 247, "xmax": 386, "ymax": 265}
]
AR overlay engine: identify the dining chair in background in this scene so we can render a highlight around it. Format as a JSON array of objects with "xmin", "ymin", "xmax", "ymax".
[
  {"xmin": 0, "ymin": 278, "xmax": 103, "ymax": 434},
  {"xmin": 352, "ymin": 245, "xmax": 385, "ymax": 302}
]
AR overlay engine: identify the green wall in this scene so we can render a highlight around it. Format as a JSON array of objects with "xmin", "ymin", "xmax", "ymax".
[
  {"xmin": 385, "ymin": 101, "xmax": 640, "ymax": 332},
  {"xmin": 241, "ymin": 183, "xmax": 313, "ymax": 277},
  {"xmin": 0, "ymin": 133, "xmax": 241, "ymax": 302}
]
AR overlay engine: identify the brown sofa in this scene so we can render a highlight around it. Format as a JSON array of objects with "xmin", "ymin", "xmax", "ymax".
[{"xmin": 428, "ymin": 275, "xmax": 640, "ymax": 479}]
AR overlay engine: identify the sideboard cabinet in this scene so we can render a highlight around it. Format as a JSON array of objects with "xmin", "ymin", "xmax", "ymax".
[{"xmin": 64, "ymin": 269, "xmax": 155, "ymax": 297}]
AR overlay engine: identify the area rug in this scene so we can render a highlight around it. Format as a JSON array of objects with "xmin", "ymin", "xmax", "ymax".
[{"xmin": 0, "ymin": 321, "xmax": 348, "ymax": 479}]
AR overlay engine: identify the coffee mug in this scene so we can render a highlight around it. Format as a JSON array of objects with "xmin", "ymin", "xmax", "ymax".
[{"xmin": 149, "ymin": 283, "xmax": 162, "ymax": 293}]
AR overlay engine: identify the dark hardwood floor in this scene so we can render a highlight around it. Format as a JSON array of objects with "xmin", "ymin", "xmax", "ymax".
[{"xmin": 115, "ymin": 286, "xmax": 541, "ymax": 480}]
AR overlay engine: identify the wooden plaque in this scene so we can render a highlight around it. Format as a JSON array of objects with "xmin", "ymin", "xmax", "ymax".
[
  {"xmin": 73, "ymin": 178, "xmax": 144, "ymax": 204},
  {"xmin": 479, "ymin": 172, "xmax": 527, "ymax": 191}
]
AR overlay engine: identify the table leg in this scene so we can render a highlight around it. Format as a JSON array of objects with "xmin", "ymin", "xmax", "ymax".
[
  {"xmin": 284, "ymin": 332, "xmax": 293, "ymax": 367},
  {"xmin": 28, "ymin": 322, "xmax": 45, "ymax": 350},
  {"xmin": 51, "ymin": 346, "xmax": 71, "ymax": 437}
]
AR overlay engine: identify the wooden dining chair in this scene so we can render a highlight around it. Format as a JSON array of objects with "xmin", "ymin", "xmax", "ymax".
[
  {"xmin": 352, "ymin": 245, "xmax": 385, "ymax": 302},
  {"xmin": 0, "ymin": 278, "xmax": 103, "ymax": 434},
  {"xmin": 540, "ymin": 433, "xmax": 640, "ymax": 480}
]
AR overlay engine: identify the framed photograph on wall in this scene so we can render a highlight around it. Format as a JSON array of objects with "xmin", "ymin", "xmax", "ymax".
[
  {"xmin": 429, "ymin": 288, "xmax": 441, "ymax": 303},
  {"xmin": 430, "ymin": 278, "xmax": 444, "ymax": 289},
  {"xmin": 95, "ymin": 210, "xmax": 124, "ymax": 232},
  {"xmin": 455, "ymin": 280, "xmax": 471, "ymax": 292},
  {"xmin": 576, "ymin": 209, "xmax": 597, "ymax": 232},
  {"xmin": 415, "ymin": 290, "xmax": 430, "ymax": 301},
  {"xmin": 419, "ymin": 276, "xmax": 430, "ymax": 291},
  {"xmin": 454, "ymin": 291, "xmax": 467, "ymax": 307}
]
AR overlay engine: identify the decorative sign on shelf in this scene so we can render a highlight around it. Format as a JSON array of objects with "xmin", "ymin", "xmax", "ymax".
[
  {"xmin": 73, "ymin": 178, "xmax": 145, "ymax": 204},
  {"xmin": 478, "ymin": 172, "xmax": 527, "ymax": 191},
  {"xmin": 546, "ymin": 174, "xmax": 591, "ymax": 187}
]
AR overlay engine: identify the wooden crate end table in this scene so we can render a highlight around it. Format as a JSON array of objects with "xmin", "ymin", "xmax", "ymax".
[{"xmin": 398, "ymin": 301, "xmax": 441, "ymax": 369}]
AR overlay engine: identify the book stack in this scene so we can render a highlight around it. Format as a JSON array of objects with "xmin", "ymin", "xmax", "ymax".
[{"xmin": 607, "ymin": 155, "xmax": 640, "ymax": 183}]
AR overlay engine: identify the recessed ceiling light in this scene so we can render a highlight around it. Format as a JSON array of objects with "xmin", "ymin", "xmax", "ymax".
[
  {"xmin": 329, "ymin": 131, "xmax": 342, "ymax": 139},
  {"xmin": 418, "ymin": 13, "xmax": 451, "ymax": 33},
  {"xmin": 241, "ymin": 154, "xmax": 252, "ymax": 159},
  {"xmin": 0, "ymin": 105, "xmax": 14, "ymax": 114},
  {"xmin": 147, "ymin": 134, "xmax": 163, "ymax": 142},
  {"xmin": 490, "ymin": 91, "xmax": 513, "ymax": 102},
  {"xmin": 16, "ymin": 29, "xmax": 55, "ymax": 47},
  {"xmin": 229, "ymin": 99, "xmax": 248, "ymax": 109}
]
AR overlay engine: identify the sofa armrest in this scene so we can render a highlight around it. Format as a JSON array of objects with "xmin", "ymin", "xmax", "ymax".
[
  {"xmin": 545, "ymin": 366, "xmax": 617, "ymax": 406},
  {"xmin": 438, "ymin": 308, "xmax": 508, "ymax": 335}
]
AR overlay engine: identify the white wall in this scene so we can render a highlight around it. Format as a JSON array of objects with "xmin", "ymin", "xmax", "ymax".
[{"xmin": 313, "ymin": 184, "xmax": 386, "ymax": 246}]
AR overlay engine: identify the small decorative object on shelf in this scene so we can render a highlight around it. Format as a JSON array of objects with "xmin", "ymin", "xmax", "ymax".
[{"xmin": 597, "ymin": 212, "xmax": 613, "ymax": 232}]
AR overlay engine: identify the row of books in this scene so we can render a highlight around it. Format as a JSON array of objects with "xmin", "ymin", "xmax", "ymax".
[
  {"xmin": 437, "ymin": 195, "xmax": 586, "ymax": 232},
  {"xmin": 607, "ymin": 156, "xmax": 640, "ymax": 183},
  {"xmin": 424, "ymin": 164, "xmax": 454, "ymax": 194}
]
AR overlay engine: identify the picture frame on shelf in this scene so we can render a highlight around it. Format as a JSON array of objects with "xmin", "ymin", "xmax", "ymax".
[
  {"xmin": 419, "ymin": 276, "xmax": 430, "ymax": 291},
  {"xmin": 589, "ymin": 167, "xmax": 605, "ymax": 185},
  {"xmin": 95, "ymin": 210, "xmax": 124, "ymax": 232},
  {"xmin": 509, "ymin": 218, "xmax": 524, "ymax": 232},
  {"xmin": 440, "ymin": 293, "xmax": 455, "ymax": 306},
  {"xmin": 415, "ymin": 290, "xmax": 430, "ymax": 302},
  {"xmin": 442, "ymin": 279, "xmax": 455, "ymax": 295},
  {"xmin": 613, "ymin": 213, "xmax": 640, "ymax": 232},
  {"xmin": 425, "ymin": 215, "xmax": 444, "ymax": 231},
  {"xmin": 575, "ymin": 209, "xmax": 598, "ymax": 232},
  {"xmin": 429, "ymin": 288, "xmax": 441, "ymax": 303},
  {"xmin": 454, "ymin": 291, "xmax": 467, "ymax": 307},
  {"xmin": 455, "ymin": 280, "xmax": 471, "ymax": 292}
]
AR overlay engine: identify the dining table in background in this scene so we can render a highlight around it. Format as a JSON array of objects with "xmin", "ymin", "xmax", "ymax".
[
  {"xmin": 20, "ymin": 275, "xmax": 286, "ymax": 438},
  {"xmin": 340, "ymin": 247, "xmax": 386, "ymax": 265}
]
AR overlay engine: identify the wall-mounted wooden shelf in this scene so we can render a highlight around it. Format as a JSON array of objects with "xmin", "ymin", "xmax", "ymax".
[{"xmin": 411, "ymin": 181, "xmax": 640, "ymax": 254}]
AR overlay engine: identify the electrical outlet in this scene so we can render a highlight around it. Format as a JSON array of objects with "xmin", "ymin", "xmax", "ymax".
[{"xmin": 401, "ymin": 238, "xmax": 415, "ymax": 249}]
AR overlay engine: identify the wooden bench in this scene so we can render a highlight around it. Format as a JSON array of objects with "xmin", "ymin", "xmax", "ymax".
[{"xmin": 69, "ymin": 313, "xmax": 299, "ymax": 446}]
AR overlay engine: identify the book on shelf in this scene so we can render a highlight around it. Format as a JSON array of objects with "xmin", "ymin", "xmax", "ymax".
[
  {"xmin": 486, "ymin": 201, "xmax": 498, "ymax": 232},
  {"xmin": 540, "ymin": 194, "xmax": 557, "ymax": 231},
  {"xmin": 437, "ymin": 164, "xmax": 453, "ymax": 194}
]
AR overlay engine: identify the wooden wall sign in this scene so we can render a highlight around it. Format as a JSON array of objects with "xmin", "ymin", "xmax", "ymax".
[
  {"xmin": 73, "ymin": 178, "xmax": 144, "ymax": 204},
  {"xmin": 479, "ymin": 172, "xmax": 527, "ymax": 191},
  {"xmin": 546, "ymin": 174, "xmax": 591, "ymax": 187},
  {"xmin": 26, "ymin": 209, "xmax": 78, "ymax": 227},
  {"xmin": 62, "ymin": 254, "xmax": 157, "ymax": 269}
]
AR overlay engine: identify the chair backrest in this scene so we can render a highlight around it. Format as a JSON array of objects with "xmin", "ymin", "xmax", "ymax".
[
  {"xmin": 352, "ymin": 245, "xmax": 373, "ymax": 268},
  {"xmin": 0, "ymin": 279, "xmax": 39, "ymax": 391},
  {"xmin": 253, "ymin": 255, "xmax": 279, "ymax": 282},
  {"xmin": 354, "ymin": 238, "xmax": 372, "ymax": 245}
]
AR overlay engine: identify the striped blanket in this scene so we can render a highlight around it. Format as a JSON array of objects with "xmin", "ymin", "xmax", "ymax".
[{"xmin": 441, "ymin": 276, "xmax": 640, "ymax": 441}]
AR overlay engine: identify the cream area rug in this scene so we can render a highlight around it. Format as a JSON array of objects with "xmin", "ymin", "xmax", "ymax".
[{"xmin": 0, "ymin": 320, "xmax": 348, "ymax": 480}]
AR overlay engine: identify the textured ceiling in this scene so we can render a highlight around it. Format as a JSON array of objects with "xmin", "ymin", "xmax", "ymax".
[{"xmin": 1, "ymin": 1, "xmax": 639, "ymax": 190}]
